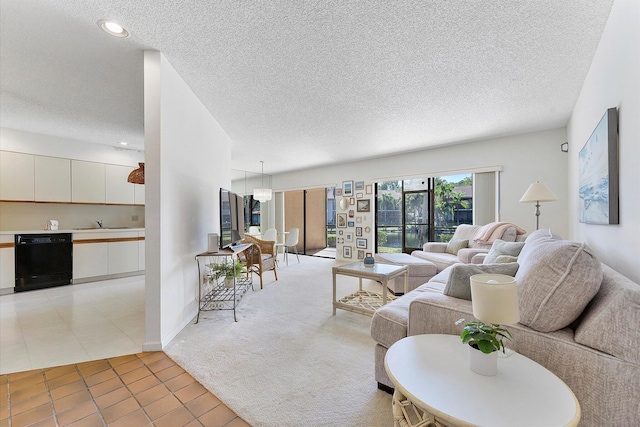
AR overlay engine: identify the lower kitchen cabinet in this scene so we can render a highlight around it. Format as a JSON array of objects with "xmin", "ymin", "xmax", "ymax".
[
  {"xmin": 139, "ymin": 231, "xmax": 145, "ymax": 271},
  {"xmin": 73, "ymin": 230, "xmax": 143, "ymax": 281},
  {"xmin": 108, "ymin": 239, "xmax": 139, "ymax": 274},
  {"xmin": 0, "ymin": 236, "xmax": 15, "ymax": 293},
  {"xmin": 73, "ymin": 241, "xmax": 109, "ymax": 279}
]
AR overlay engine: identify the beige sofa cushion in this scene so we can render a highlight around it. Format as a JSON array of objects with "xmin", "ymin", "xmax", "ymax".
[
  {"xmin": 515, "ymin": 229, "xmax": 603, "ymax": 332},
  {"xmin": 574, "ymin": 264, "xmax": 640, "ymax": 365},
  {"xmin": 445, "ymin": 238, "xmax": 468, "ymax": 255},
  {"xmin": 483, "ymin": 239, "xmax": 525, "ymax": 264}
]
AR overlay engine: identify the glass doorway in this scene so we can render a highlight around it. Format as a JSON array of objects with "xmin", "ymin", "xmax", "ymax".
[
  {"xmin": 281, "ymin": 188, "xmax": 335, "ymax": 258},
  {"xmin": 375, "ymin": 174, "xmax": 472, "ymax": 253}
]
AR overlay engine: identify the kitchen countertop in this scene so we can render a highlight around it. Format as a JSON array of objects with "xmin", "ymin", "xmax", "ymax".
[{"xmin": 0, "ymin": 228, "xmax": 145, "ymax": 235}]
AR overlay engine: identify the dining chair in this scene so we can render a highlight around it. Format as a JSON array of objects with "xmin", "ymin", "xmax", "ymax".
[
  {"xmin": 275, "ymin": 228, "xmax": 300, "ymax": 265},
  {"xmin": 262, "ymin": 228, "xmax": 277, "ymax": 242}
]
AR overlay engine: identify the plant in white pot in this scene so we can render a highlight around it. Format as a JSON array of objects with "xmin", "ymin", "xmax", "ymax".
[
  {"xmin": 456, "ymin": 319, "xmax": 513, "ymax": 354},
  {"xmin": 456, "ymin": 319, "xmax": 512, "ymax": 376},
  {"xmin": 209, "ymin": 259, "xmax": 245, "ymax": 288},
  {"xmin": 456, "ymin": 273, "xmax": 520, "ymax": 376}
]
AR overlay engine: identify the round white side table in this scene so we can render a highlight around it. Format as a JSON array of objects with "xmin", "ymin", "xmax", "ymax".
[{"xmin": 384, "ymin": 334, "xmax": 580, "ymax": 427}]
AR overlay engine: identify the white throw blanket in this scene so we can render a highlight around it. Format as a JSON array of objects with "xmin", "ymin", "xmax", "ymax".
[{"xmin": 473, "ymin": 221, "xmax": 526, "ymax": 245}]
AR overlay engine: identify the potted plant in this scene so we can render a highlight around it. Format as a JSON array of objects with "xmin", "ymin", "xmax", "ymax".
[
  {"xmin": 455, "ymin": 318, "xmax": 513, "ymax": 376},
  {"xmin": 209, "ymin": 259, "xmax": 245, "ymax": 288}
]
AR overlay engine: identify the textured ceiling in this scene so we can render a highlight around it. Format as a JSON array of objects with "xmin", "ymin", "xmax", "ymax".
[{"xmin": 0, "ymin": 0, "xmax": 614, "ymax": 175}]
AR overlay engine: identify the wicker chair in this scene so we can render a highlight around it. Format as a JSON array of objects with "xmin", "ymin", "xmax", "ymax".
[{"xmin": 241, "ymin": 234, "xmax": 278, "ymax": 289}]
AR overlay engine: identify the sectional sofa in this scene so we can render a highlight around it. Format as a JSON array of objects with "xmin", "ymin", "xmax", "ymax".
[{"xmin": 371, "ymin": 229, "xmax": 640, "ymax": 426}]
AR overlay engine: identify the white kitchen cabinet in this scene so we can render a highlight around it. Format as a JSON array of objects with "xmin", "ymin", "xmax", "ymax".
[
  {"xmin": 73, "ymin": 230, "xmax": 143, "ymax": 281},
  {"xmin": 35, "ymin": 156, "xmax": 71, "ymax": 202},
  {"xmin": 73, "ymin": 233, "xmax": 108, "ymax": 280},
  {"xmin": 107, "ymin": 231, "xmax": 139, "ymax": 274},
  {"xmin": 0, "ymin": 151, "xmax": 34, "ymax": 201},
  {"xmin": 106, "ymin": 164, "xmax": 135, "ymax": 204},
  {"xmin": 138, "ymin": 231, "xmax": 145, "ymax": 270},
  {"xmin": 134, "ymin": 183, "xmax": 145, "ymax": 205},
  {"xmin": 0, "ymin": 235, "xmax": 15, "ymax": 293},
  {"xmin": 72, "ymin": 160, "xmax": 105, "ymax": 203}
]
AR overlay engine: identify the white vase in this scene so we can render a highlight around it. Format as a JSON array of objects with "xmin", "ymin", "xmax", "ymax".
[
  {"xmin": 224, "ymin": 276, "xmax": 234, "ymax": 288},
  {"xmin": 468, "ymin": 345, "xmax": 498, "ymax": 376}
]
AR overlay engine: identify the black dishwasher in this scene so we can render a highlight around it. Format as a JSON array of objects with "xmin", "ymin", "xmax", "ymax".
[{"xmin": 14, "ymin": 233, "xmax": 73, "ymax": 292}]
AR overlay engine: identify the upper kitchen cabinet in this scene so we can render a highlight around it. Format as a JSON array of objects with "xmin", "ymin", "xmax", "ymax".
[
  {"xmin": 134, "ymin": 183, "xmax": 145, "ymax": 205},
  {"xmin": 0, "ymin": 151, "xmax": 34, "ymax": 201},
  {"xmin": 35, "ymin": 156, "xmax": 71, "ymax": 202},
  {"xmin": 72, "ymin": 160, "xmax": 105, "ymax": 203},
  {"xmin": 106, "ymin": 164, "xmax": 134, "ymax": 204}
]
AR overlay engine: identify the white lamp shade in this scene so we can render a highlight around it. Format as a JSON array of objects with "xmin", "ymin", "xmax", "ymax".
[
  {"xmin": 253, "ymin": 187, "xmax": 272, "ymax": 202},
  {"xmin": 470, "ymin": 274, "xmax": 520, "ymax": 325},
  {"xmin": 519, "ymin": 182, "xmax": 558, "ymax": 203}
]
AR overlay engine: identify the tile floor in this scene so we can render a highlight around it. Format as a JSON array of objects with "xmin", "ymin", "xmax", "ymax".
[
  {"xmin": 0, "ymin": 276, "xmax": 247, "ymax": 426},
  {"xmin": 1, "ymin": 276, "xmax": 146, "ymax": 375},
  {"xmin": 0, "ymin": 352, "xmax": 248, "ymax": 426}
]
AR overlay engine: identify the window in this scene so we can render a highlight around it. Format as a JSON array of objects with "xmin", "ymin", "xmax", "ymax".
[{"xmin": 375, "ymin": 174, "xmax": 473, "ymax": 252}]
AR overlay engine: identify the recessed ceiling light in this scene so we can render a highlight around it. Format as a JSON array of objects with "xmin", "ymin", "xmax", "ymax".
[
  {"xmin": 119, "ymin": 141, "xmax": 128, "ymax": 146},
  {"xmin": 98, "ymin": 19, "xmax": 129, "ymax": 38}
]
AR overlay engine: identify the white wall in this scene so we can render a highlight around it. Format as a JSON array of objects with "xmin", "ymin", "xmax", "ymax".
[
  {"xmin": 568, "ymin": 0, "xmax": 639, "ymax": 283},
  {"xmin": 272, "ymin": 128, "xmax": 569, "ymax": 237},
  {"xmin": 0, "ymin": 127, "xmax": 144, "ymax": 166},
  {"xmin": 143, "ymin": 51, "xmax": 231, "ymax": 350}
]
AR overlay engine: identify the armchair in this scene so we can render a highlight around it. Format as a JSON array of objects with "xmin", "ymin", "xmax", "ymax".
[{"xmin": 241, "ymin": 234, "xmax": 278, "ymax": 288}]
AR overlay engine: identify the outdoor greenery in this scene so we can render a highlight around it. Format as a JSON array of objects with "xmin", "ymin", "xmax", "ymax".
[
  {"xmin": 434, "ymin": 177, "xmax": 470, "ymax": 228},
  {"xmin": 376, "ymin": 176, "xmax": 471, "ymax": 252}
]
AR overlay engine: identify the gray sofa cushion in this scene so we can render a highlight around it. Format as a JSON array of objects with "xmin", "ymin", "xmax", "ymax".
[
  {"xmin": 443, "ymin": 262, "xmax": 520, "ymax": 300},
  {"xmin": 574, "ymin": 264, "xmax": 640, "ymax": 365},
  {"xmin": 516, "ymin": 229, "xmax": 603, "ymax": 332},
  {"xmin": 483, "ymin": 239, "xmax": 525, "ymax": 264}
]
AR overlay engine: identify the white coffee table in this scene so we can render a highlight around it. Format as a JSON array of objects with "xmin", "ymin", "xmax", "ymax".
[
  {"xmin": 385, "ymin": 334, "xmax": 580, "ymax": 427},
  {"xmin": 332, "ymin": 262, "xmax": 408, "ymax": 316}
]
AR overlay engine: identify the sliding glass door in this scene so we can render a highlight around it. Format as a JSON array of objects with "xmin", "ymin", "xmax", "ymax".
[
  {"xmin": 403, "ymin": 179, "xmax": 431, "ymax": 252},
  {"xmin": 281, "ymin": 188, "xmax": 331, "ymax": 257},
  {"xmin": 376, "ymin": 174, "xmax": 473, "ymax": 253}
]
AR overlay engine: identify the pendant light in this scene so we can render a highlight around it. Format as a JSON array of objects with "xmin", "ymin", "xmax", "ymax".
[
  {"xmin": 127, "ymin": 162, "xmax": 145, "ymax": 184},
  {"xmin": 253, "ymin": 161, "xmax": 272, "ymax": 202}
]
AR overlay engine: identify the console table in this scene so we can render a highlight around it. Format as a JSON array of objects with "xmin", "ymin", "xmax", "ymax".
[
  {"xmin": 385, "ymin": 334, "xmax": 581, "ymax": 427},
  {"xmin": 195, "ymin": 243, "xmax": 253, "ymax": 322},
  {"xmin": 332, "ymin": 262, "xmax": 408, "ymax": 316}
]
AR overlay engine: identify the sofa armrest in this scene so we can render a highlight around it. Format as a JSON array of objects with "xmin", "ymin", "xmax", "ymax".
[
  {"xmin": 471, "ymin": 253, "xmax": 486, "ymax": 264},
  {"xmin": 423, "ymin": 242, "xmax": 447, "ymax": 253},
  {"xmin": 457, "ymin": 248, "xmax": 489, "ymax": 264}
]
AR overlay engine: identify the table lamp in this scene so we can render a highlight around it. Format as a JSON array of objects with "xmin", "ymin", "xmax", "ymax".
[{"xmin": 519, "ymin": 182, "xmax": 558, "ymax": 230}]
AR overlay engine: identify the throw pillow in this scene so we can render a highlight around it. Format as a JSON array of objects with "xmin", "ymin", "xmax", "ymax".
[
  {"xmin": 483, "ymin": 239, "xmax": 525, "ymax": 264},
  {"xmin": 445, "ymin": 239, "xmax": 468, "ymax": 256},
  {"xmin": 493, "ymin": 255, "xmax": 518, "ymax": 263},
  {"xmin": 443, "ymin": 263, "xmax": 520, "ymax": 300},
  {"xmin": 515, "ymin": 233, "xmax": 602, "ymax": 332}
]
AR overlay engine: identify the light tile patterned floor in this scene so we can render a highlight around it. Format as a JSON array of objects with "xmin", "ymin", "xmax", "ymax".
[{"xmin": 0, "ymin": 352, "xmax": 248, "ymax": 427}]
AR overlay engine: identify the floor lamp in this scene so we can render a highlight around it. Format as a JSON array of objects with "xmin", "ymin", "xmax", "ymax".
[{"xmin": 519, "ymin": 182, "xmax": 558, "ymax": 230}]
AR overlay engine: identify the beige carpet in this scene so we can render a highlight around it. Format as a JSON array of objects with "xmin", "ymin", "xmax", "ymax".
[{"xmin": 165, "ymin": 256, "xmax": 393, "ymax": 427}]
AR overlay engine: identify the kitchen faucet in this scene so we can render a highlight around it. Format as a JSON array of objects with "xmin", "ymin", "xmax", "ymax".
[{"xmin": 96, "ymin": 220, "xmax": 103, "ymax": 228}]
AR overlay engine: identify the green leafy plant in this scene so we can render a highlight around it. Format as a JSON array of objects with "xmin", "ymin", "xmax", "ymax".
[
  {"xmin": 208, "ymin": 259, "xmax": 245, "ymax": 280},
  {"xmin": 455, "ymin": 319, "xmax": 513, "ymax": 354}
]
